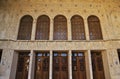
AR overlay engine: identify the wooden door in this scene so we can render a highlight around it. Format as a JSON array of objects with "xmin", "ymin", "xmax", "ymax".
[
  {"xmin": 53, "ymin": 52, "xmax": 68, "ymax": 79},
  {"xmin": 72, "ymin": 52, "xmax": 86, "ymax": 79},
  {"xmin": 35, "ymin": 52, "xmax": 49, "ymax": 79},
  {"xmin": 91, "ymin": 52, "xmax": 105, "ymax": 79},
  {"xmin": 16, "ymin": 53, "xmax": 30, "ymax": 79}
]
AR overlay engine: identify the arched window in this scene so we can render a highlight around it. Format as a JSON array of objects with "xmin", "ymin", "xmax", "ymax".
[
  {"xmin": 71, "ymin": 15, "xmax": 86, "ymax": 40},
  {"xmin": 88, "ymin": 15, "xmax": 103, "ymax": 40},
  {"xmin": 54, "ymin": 15, "xmax": 67, "ymax": 40},
  {"xmin": 35, "ymin": 15, "xmax": 50, "ymax": 40},
  {"xmin": 17, "ymin": 15, "xmax": 33, "ymax": 40}
]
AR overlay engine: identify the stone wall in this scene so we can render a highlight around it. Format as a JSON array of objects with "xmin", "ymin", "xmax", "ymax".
[{"xmin": 0, "ymin": 0, "xmax": 120, "ymax": 79}]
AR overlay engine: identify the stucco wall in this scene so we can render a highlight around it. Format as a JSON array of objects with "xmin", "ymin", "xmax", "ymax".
[{"xmin": 0, "ymin": 0, "xmax": 120, "ymax": 79}]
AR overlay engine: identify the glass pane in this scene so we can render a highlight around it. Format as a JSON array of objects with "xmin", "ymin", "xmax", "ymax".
[
  {"xmin": 61, "ymin": 53, "xmax": 67, "ymax": 56},
  {"xmin": 78, "ymin": 53, "xmax": 84, "ymax": 56},
  {"xmin": 37, "ymin": 53, "xmax": 42, "ymax": 56},
  {"xmin": 43, "ymin": 53, "xmax": 49, "ymax": 56},
  {"xmin": 72, "ymin": 53, "xmax": 77, "ymax": 56},
  {"xmin": 54, "ymin": 53, "xmax": 58, "ymax": 56},
  {"xmin": 72, "ymin": 57, "xmax": 77, "ymax": 61}
]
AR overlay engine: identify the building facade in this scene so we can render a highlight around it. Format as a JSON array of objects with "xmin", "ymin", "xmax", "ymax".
[{"xmin": 0, "ymin": 0, "xmax": 120, "ymax": 79}]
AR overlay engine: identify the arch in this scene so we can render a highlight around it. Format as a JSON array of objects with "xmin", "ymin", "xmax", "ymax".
[
  {"xmin": 87, "ymin": 15, "xmax": 103, "ymax": 40},
  {"xmin": 71, "ymin": 15, "xmax": 86, "ymax": 40},
  {"xmin": 53, "ymin": 15, "xmax": 67, "ymax": 40},
  {"xmin": 35, "ymin": 15, "xmax": 50, "ymax": 40},
  {"xmin": 17, "ymin": 15, "xmax": 33, "ymax": 40}
]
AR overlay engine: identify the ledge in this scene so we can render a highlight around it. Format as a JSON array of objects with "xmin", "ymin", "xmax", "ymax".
[{"xmin": 0, "ymin": 39, "xmax": 120, "ymax": 42}]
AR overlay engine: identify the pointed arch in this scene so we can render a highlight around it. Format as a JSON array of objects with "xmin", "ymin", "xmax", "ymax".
[
  {"xmin": 88, "ymin": 15, "xmax": 103, "ymax": 40},
  {"xmin": 71, "ymin": 15, "xmax": 86, "ymax": 40},
  {"xmin": 17, "ymin": 15, "xmax": 33, "ymax": 40},
  {"xmin": 35, "ymin": 15, "xmax": 50, "ymax": 40},
  {"xmin": 53, "ymin": 15, "xmax": 67, "ymax": 40}
]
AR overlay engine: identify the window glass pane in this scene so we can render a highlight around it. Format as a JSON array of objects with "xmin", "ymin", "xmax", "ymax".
[
  {"xmin": 43, "ymin": 53, "xmax": 49, "ymax": 56},
  {"xmin": 61, "ymin": 53, "xmax": 67, "ymax": 56},
  {"xmin": 78, "ymin": 52, "xmax": 84, "ymax": 56},
  {"xmin": 54, "ymin": 53, "xmax": 58, "ymax": 56},
  {"xmin": 72, "ymin": 53, "xmax": 77, "ymax": 56},
  {"xmin": 37, "ymin": 53, "xmax": 42, "ymax": 56}
]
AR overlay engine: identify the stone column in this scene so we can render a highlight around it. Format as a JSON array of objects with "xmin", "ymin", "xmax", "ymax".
[
  {"xmin": 85, "ymin": 50, "xmax": 93, "ymax": 79},
  {"xmin": 31, "ymin": 18, "xmax": 37, "ymax": 40},
  {"xmin": 68, "ymin": 50, "xmax": 72, "ymax": 79},
  {"xmin": 28, "ymin": 50, "xmax": 35, "ymax": 79},
  {"xmin": 68, "ymin": 19, "xmax": 72, "ymax": 40},
  {"xmin": 84, "ymin": 18, "xmax": 89, "ymax": 40},
  {"xmin": 49, "ymin": 50, "xmax": 53, "ymax": 79},
  {"xmin": 50, "ymin": 19, "xmax": 53, "ymax": 40}
]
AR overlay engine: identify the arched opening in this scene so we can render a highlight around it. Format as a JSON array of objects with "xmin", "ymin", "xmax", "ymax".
[
  {"xmin": 53, "ymin": 15, "xmax": 67, "ymax": 40},
  {"xmin": 71, "ymin": 15, "xmax": 86, "ymax": 40},
  {"xmin": 35, "ymin": 15, "xmax": 50, "ymax": 40},
  {"xmin": 88, "ymin": 15, "xmax": 103, "ymax": 40},
  {"xmin": 17, "ymin": 15, "xmax": 33, "ymax": 40}
]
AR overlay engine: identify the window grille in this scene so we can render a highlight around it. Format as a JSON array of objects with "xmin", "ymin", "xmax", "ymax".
[
  {"xmin": 17, "ymin": 15, "xmax": 33, "ymax": 40},
  {"xmin": 88, "ymin": 15, "xmax": 103, "ymax": 40},
  {"xmin": 54, "ymin": 15, "xmax": 67, "ymax": 40}
]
